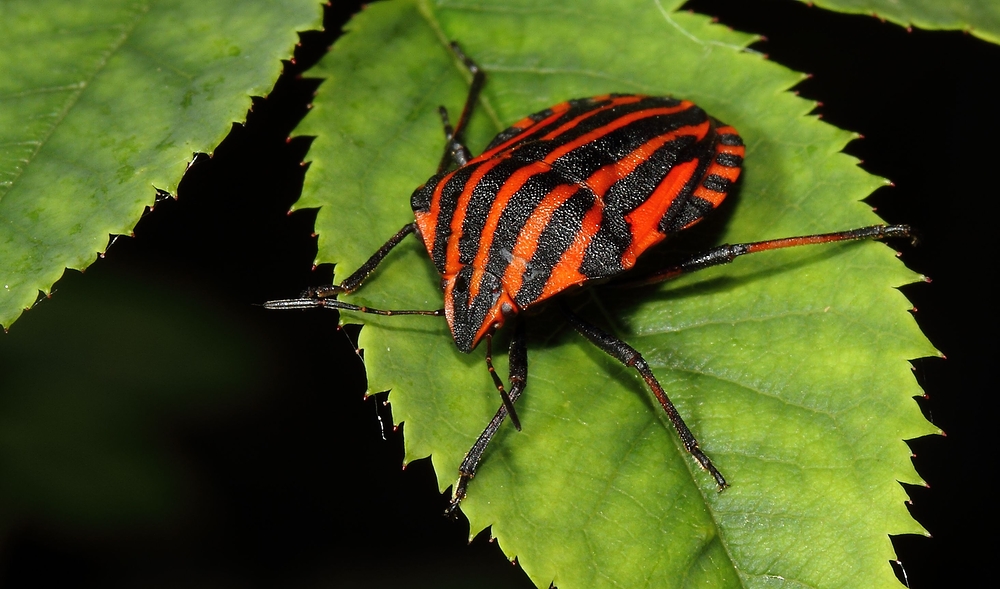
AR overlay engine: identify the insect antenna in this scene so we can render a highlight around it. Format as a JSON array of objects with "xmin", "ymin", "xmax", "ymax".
[{"xmin": 264, "ymin": 297, "xmax": 444, "ymax": 317}]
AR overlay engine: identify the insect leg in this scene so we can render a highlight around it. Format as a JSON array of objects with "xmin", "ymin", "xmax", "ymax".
[
  {"xmin": 560, "ymin": 303, "xmax": 728, "ymax": 491},
  {"xmin": 264, "ymin": 223, "xmax": 446, "ymax": 315},
  {"xmin": 303, "ymin": 222, "xmax": 418, "ymax": 299},
  {"xmin": 436, "ymin": 42, "xmax": 485, "ymax": 173},
  {"xmin": 446, "ymin": 320, "xmax": 527, "ymax": 516},
  {"xmin": 621, "ymin": 224, "xmax": 912, "ymax": 287},
  {"xmin": 485, "ymin": 333, "xmax": 522, "ymax": 431}
]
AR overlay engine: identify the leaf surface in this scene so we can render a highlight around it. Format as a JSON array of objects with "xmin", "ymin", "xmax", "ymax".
[
  {"xmin": 297, "ymin": 1, "xmax": 937, "ymax": 587},
  {"xmin": 0, "ymin": 0, "xmax": 322, "ymax": 328},
  {"xmin": 795, "ymin": 0, "xmax": 1000, "ymax": 44}
]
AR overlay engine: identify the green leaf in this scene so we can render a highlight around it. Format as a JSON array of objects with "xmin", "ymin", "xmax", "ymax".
[
  {"xmin": 0, "ymin": 0, "xmax": 322, "ymax": 328},
  {"xmin": 794, "ymin": 0, "xmax": 1000, "ymax": 45},
  {"xmin": 297, "ymin": 1, "xmax": 937, "ymax": 587}
]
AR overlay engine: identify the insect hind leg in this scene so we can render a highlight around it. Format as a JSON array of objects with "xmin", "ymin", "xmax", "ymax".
[
  {"xmin": 560, "ymin": 303, "xmax": 728, "ymax": 490},
  {"xmin": 619, "ymin": 224, "xmax": 913, "ymax": 288}
]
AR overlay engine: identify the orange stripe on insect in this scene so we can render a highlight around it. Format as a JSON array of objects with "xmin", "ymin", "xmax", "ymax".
[
  {"xmin": 501, "ymin": 183, "xmax": 581, "ymax": 297},
  {"xmin": 544, "ymin": 103, "xmax": 696, "ymax": 165},
  {"xmin": 585, "ymin": 120, "xmax": 709, "ymax": 199},
  {"xmin": 471, "ymin": 289, "xmax": 517, "ymax": 353},
  {"xmin": 694, "ymin": 167, "xmax": 739, "ymax": 207},
  {"xmin": 443, "ymin": 157, "xmax": 509, "ymax": 276},
  {"xmin": 622, "ymin": 157, "xmax": 703, "ymax": 268},
  {"xmin": 473, "ymin": 101, "xmax": 573, "ymax": 162},
  {"xmin": 468, "ymin": 160, "xmax": 552, "ymax": 300},
  {"xmin": 716, "ymin": 144, "xmax": 745, "ymax": 159},
  {"xmin": 539, "ymin": 121, "xmax": 710, "ymax": 299},
  {"xmin": 539, "ymin": 95, "xmax": 646, "ymax": 142},
  {"xmin": 692, "ymin": 187, "xmax": 726, "ymax": 208},
  {"xmin": 415, "ymin": 169, "xmax": 459, "ymax": 257},
  {"xmin": 539, "ymin": 197, "xmax": 604, "ymax": 300}
]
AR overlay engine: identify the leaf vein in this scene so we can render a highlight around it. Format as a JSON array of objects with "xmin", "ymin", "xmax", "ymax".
[
  {"xmin": 0, "ymin": 83, "xmax": 87, "ymax": 101},
  {"xmin": 0, "ymin": 1, "xmax": 151, "ymax": 203}
]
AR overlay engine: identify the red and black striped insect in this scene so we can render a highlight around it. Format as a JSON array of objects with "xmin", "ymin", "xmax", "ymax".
[{"xmin": 267, "ymin": 44, "xmax": 910, "ymax": 514}]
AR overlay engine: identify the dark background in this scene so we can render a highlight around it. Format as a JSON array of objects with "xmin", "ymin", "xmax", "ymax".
[{"xmin": 1, "ymin": 0, "xmax": 995, "ymax": 586}]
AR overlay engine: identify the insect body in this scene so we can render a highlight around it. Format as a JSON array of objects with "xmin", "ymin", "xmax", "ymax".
[
  {"xmin": 410, "ymin": 94, "xmax": 744, "ymax": 354},
  {"xmin": 267, "ymin": 44, "xmax": 911, "ymax": 514}
]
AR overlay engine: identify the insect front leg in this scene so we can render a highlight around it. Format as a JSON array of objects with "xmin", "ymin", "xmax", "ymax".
[
  {"xmin": 560, "ymin": 303, "xmax": 728, "ymax": 491},
  {"xmin": 305, "ymin": 222, "xmax": 418, "ymax": 299},
  {"xmin": 265, "ymin": 222, "xmax": 443, "ymax": 317},
  {"xmin": 446, "ymin": 320, "xmax": 527, "ymax": 517}
]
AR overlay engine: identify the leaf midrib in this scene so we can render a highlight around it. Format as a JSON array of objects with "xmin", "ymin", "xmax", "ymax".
[{"xmin": 414, "ymin": 1, "xmax": 755, "ymax": 586}]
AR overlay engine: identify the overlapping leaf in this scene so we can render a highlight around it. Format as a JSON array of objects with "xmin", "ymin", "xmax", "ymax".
[
  {"xmin": 0, "ymin": 0, "xmax": 322, "ymax": 328},
  {"xmin": 796, "ymin": 0, "xmax": 1000, "ymax": 44},
  {"xmin": 297, "ymin": 1, "xmax": 936, "ymax": 587}
]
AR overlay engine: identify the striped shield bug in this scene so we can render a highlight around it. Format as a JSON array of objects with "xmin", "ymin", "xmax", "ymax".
[{"xmin": 267, "ymin": 43, "xmax": 912, "ymax": 514}]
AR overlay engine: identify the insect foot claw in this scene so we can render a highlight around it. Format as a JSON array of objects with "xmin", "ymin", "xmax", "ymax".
[
  {"xmin": 444, "ymin": 475, "xmax": 471, "ymax": 519},
  {"xmin": 878, "ymin": 224, "xmax": 917, "ymax": 246},
  {"xmin": 444, "ymin": 494, "xmax": 464, "ymax": 519},
  {"xmin": 264, "ymin": 283, "xmax": 349, "ymax": 311},
  {"xmin": 689, "ymin": 445, "xmax": 728, "ymax": 491},
  {"xmin": 301, "ymin": 284, "xmax": 343, "ymax": 299},
  {"xmin": 444, "ymin": 498, "xmax": 462, "ymax": 519}
]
